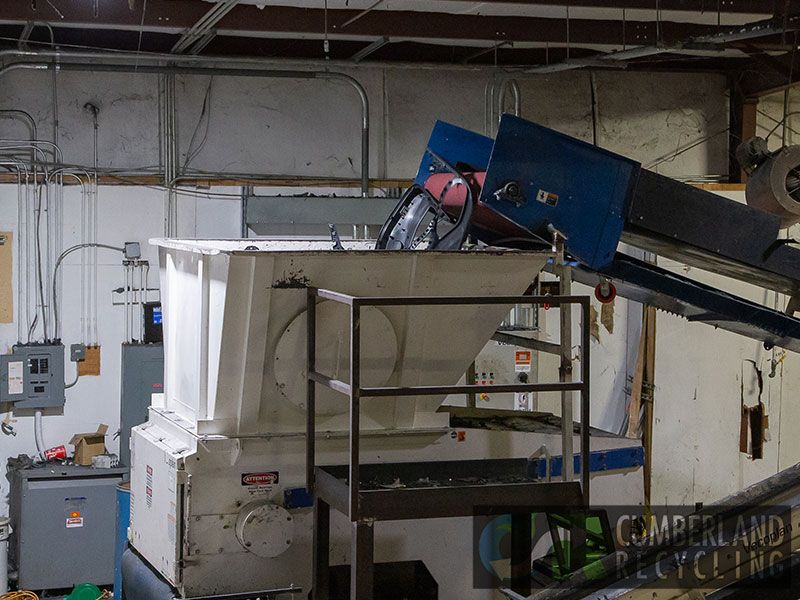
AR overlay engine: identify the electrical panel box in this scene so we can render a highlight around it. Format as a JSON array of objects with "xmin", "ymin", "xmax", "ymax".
[
  {"xmin": 119, "ymin": 342, "xmax": 163, "ymax": 466},
  {"xmin": 8, "ymin": 464, "xmax": 128, "ymax": 590},
  {"xmin": 0, "ymin": 343, "xmax": 65, "ymax": 409}
]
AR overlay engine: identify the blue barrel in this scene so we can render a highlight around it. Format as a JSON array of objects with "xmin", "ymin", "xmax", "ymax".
[{"xmin": 115, "ymin": 482, "xmax": 131, "ymax": 598}]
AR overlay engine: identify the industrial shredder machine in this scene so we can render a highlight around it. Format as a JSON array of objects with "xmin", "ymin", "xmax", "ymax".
[{"xmin": 125, "ymin": 239, "xmax": 637, "ymax": 599}]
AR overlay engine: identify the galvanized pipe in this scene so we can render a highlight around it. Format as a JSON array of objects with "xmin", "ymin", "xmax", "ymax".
[
  {"xmin": 498, "ymin": 79, "xmax": 521, "ymax": 120},
  {"xmin": 0, "ymin": 109, "xmax": 37, "ymax": 142},
  {"xmin": 0, "ymin": 61, "xmax": 371, "ymax": 197},
  {"xmin": 484, "ymin": 79, "xmax": 497, "ymax": 135},
  {"xmin": 486, "ymin": 78, "xmax": 522, "ymax": 136},
  {"xmin": 0, "ymin": 47, "xmax": 520, "ymax": 73}
]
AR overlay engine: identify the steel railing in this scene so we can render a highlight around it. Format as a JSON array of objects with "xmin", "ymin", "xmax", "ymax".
[{"xmin": 305, "ymin": 288, "xmax": 592, "ymax": 520}]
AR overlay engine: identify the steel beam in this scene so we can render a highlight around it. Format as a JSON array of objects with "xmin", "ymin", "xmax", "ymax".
[
  {"xmin": 429, "ymin": 0, "xmax": 772, "ymax": 11},
  {"xmin": 0, "ymin": 0, "xmax": 735, "ymax": 46},
  {"xmin": 172, "ymin": 0, "xmax": 239, "ymax": 54},
  {"xmin": 351, "ymin": 37, "xmax": 390, "ymax": 62}
]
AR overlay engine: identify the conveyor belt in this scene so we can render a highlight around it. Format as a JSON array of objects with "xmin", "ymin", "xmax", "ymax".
[{"xmin": 572, "ymin": 253, "xmax": 800, "ymax": 353}]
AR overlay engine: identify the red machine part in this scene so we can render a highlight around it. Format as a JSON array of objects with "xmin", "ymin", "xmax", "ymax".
[
  {"xmin": 594, "ymin": 281, "xmax": 617, "ymax": 304},
  {"xmin": 423, "ymin": 172, "xmax": 530, "ymax": 239}
]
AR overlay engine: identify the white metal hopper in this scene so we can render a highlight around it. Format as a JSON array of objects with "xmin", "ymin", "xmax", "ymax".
[{"xmin": 153, "ymin": 239, "xmax": 551, "ymax": 437}]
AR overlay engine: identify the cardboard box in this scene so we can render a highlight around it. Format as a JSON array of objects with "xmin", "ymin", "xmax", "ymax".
[{"xmin": 70, "ymin": 424, "xmax": 109, "ymax": 466}]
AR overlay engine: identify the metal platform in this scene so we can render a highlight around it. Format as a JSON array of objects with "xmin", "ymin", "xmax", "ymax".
[{"xmin": 312, "ymin": 459, "xmax": 585, "ymax": 599}]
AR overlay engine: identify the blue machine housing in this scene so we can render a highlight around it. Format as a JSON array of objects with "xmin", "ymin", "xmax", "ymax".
[
  {"xmin": 481, "ymin": 116, "xmax": 639, "ymax": 269},
  {"xmin": 416, "ymin": 115, "xmax": 640, "ymax": 270},
  {"xmin": 414, "ymin": 115, "xmax": 800, "ymax": 353},
  {"xmin": 415, "ymin": 120, "xmax": 494, "ymax": 185}
]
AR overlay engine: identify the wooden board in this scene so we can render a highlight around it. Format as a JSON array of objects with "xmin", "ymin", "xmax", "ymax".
[
  {"xmin": 0, "ymin": 231, "xmax": 12, "ymax": 323},
  {"xmin": 78, "ymin": 345, "xmax": 101, "ymax": 376}
]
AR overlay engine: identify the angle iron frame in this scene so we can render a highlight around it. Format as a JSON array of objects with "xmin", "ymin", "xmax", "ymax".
[{"xmin": 304, "ymin": 288, "xmax": 593, "ymax": 518}]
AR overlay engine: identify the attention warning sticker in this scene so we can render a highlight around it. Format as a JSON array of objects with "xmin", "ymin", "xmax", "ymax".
[{"xmin": 241, "ymin": 472, "xmax": 280, "ymax": 496}]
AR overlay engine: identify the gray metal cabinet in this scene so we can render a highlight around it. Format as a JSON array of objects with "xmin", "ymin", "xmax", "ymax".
[{"xmin": 9, "ymin": 465, "xmax": 127, "ymax": 590}]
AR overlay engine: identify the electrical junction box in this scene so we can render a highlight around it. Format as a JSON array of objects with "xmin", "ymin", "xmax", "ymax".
[
  {"xmin": 8, "ymin": 464, "xmax": 128, "ymax": 590},
  {"xmin": 0, "ymin": 343, "xmax": 65, "ymax": 409},
  {"xmin": 472, "ymin": 341, "xmax": 536, "ymax": 411}
]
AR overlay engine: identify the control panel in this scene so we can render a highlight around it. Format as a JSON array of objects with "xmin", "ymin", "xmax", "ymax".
[
  {"xmin": 472, "ymin": 341, "xmax": 537, "ymax": 411},
  {"xmin": 0, "ymin": 343, "xmax": 66, "ymax": 409}
]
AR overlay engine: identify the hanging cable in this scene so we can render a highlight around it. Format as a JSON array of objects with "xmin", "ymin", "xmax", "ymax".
[
  {"xmin": 183, "ymin": 77, "xmax": 214, "ymax": 172},
  {"xmin": 135, "ymin": 0, "xmax": 148, "ymax": 67},
  {"xmin": 323, "ymin": 0, "xmax": 330, "ymax": 58},
  {"xmin": 33, "ymin": 185, "xmax": 48, "ymax": 341}
]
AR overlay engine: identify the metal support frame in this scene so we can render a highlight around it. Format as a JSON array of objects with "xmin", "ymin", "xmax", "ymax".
[
  {"xmin": 306, "ymin": 289, "xmax": 591, "ymax": 599},
  {"xmin": 305, "ymin": 289, "xmax": 592, "ymax": 505}
]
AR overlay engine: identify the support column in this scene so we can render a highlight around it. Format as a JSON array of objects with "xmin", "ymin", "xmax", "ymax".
[
  {"xmin": 351, "ymin": 521, "xmax": 375, "ymax": 600},
  {"xmin": 729, "ymin": 80, "xmax": 758, "ymax": 183},
  {"xmin": 510, "ymin": 512, "xmax": 532, "ymax": 596},
  {"xmin": 312, "ymin": 498, "xmax": 330, "ymax": 600},
  {"xmin": 557, "ymin": 239, "xmax": 574, "ymax": 483}
]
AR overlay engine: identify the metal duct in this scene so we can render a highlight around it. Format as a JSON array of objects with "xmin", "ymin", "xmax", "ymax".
[{"xmin": 746, "ymin": 144, "xmax": 800, "ymax": 228}]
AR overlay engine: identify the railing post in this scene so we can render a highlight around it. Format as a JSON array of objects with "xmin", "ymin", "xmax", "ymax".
[
  {"xmin": 557, "ymin": 239, "xmax": 575, "ymax": 484},
  {"xmin": 580, "ymin": 298, "xmax": 591, "ymax": 507},
  {"xmin": 349, "ymin": 301, "xmax": 362, "ymax": 521},
  {"xmin": 306, "ymin": 287, "xmax": 317, "ymax": 493}
]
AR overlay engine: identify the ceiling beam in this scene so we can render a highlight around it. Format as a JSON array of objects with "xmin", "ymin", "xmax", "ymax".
[
  {"xmin": 172, "ymin": 0, "xmax": 239, "ymax": 54},
  {"xmin": 0, "ymin": 0, "xmax": 742, "ymax": 46},
  {"xmin": 0, "ymin": 20, "xmax": 754, "ymax": 69},
  {"xmin": 738, "ymin": 34, "xmax": 800, "ymax": 98},
  {"xmin": 424, "ymin": 0, "xmax": 776, "ymax": 11}
]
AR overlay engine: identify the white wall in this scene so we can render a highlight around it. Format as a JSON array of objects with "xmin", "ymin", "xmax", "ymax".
[
  {"xmin": 0, "ymin": 64, "xmax": 752, "ymax": 517},
  {"xmin": 0, "ymin": 185, "xmax": 242, "ymax": 516},
  {"xmin": 649, "ymin": 190, "xmax": 800, "ymax": 506}
]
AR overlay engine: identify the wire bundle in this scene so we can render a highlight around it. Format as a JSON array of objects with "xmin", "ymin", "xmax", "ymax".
[{"xmin": 1, "ymin": 591, "xmax": 40, "ymax": 600}]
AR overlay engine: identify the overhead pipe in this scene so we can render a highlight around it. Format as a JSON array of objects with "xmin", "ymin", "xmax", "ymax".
[
  {"xmin": 0, "ymin": 47, "xmax": 513, "ymax": 73},
  {"xmin": 0, "ymin": 61, "xmax": 371, "ymax": 196}
]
